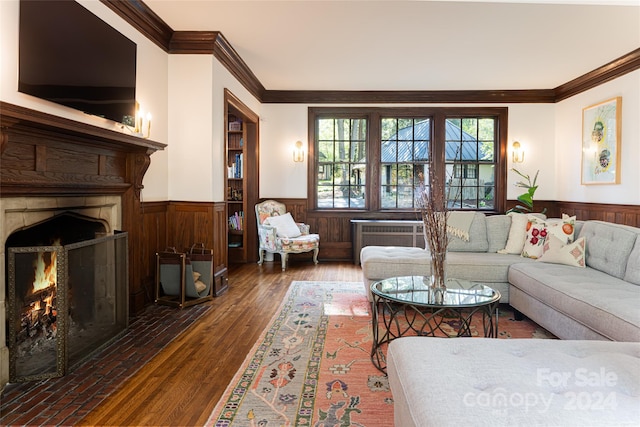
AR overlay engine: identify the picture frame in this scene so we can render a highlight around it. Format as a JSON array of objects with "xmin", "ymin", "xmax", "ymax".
[{"xmin": 581, "ymin": 97, "xmax": 621, "ymax": 185}]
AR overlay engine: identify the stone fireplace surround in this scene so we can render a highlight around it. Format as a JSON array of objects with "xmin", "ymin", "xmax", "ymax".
[
  {"xmin": 0, "ymin": 102, "xmax": 165, "ymax": 389},
  {"xmin": 1, "ymin": 195, "xmax": 122, "ymax": 384}
]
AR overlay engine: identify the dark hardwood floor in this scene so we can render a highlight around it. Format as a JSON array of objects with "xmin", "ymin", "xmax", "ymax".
[{"xmin": 78, "ymin": 261, "xmax": 363, "ymax": 426}]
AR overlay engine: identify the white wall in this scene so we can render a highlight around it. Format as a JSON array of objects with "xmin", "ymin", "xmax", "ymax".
[
  {"xmin": 167, "ymin": 55, "xmax": 215, "ymax": 201},
  {"xmin": 259, "ymin": 75, "xmax": 639, "ymax": 205},
  {"xmin": 259, "ymin": 105, "xmax": 310, "ymax": 199},
  {"xmin": 555, "ymin": 70, "xmax": 640, "ymax": 205},
  {"xmin": 212, "ymin": 58, "xmax": 262, "ymax": 202},
  {"xmin": 258, "ymin": 103, "xmax": 558, "ymax": 201},
  {"xmin": 165, "ymin": 54, "xmax": 261, "ymax": 202},
  {"xmin": 0, "ymin": 0, "xmax": 170, "ymax": 201},
  {"xmin": 2, "ymin": 0, "xmax": 637, "ymax": 206},
  {"xmin": 506, "ymin": 104, "xmax": 556, "ymax": 201}
]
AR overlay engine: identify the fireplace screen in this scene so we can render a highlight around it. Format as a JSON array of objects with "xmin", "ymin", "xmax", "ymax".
[{"xmin": 7, "ymin": 232, "xmax": 129, "ymax": 382}]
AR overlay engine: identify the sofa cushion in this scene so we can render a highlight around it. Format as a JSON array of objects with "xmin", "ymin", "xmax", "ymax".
[
  {"xmin": 498, "ymin": 212, "xmax": 529, "ymax": 254},
  {"xmin": 264, "ymin": 212, "xmax": 301, "ymax": 238},
  {"xmin": 508, "ymin": 262, "xmax": 640, "ymax": 341},
  {"xmin": 521, "ymin": 216, "xmax": 548, "ymax": 259},
  {"xmin": 486, "ymin": 214, "xmax": 511, "ymax": 253},
  {"xmin": 360, "ymin": 246, "xmax": 430, "ymax": 280},
  {"xmin": 387, "ymin": 337, "xmax": 640, "ymax": 427},
  {"xmin": 446, "ymin": 212, "xmax": 488, "ymax": 252},
  {"xmin": 579, "ymin": 221, "xmax": 637, "ymax": 279},
  {"xmin": 537, "ymin": 235, "xmax": 586, "ymax": 267},
  {"xmin": 447, "ymin": 252, "xmax": 534, "ymax": 283},
  {"xmin": 546, "ymin": 213, "xmax": 577, "ymax": 243}
]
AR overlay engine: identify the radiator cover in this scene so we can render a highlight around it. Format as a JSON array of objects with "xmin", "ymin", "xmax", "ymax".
[{"xmin": 351, "ymin": 220, "xmax": 425, "ymax": 264}]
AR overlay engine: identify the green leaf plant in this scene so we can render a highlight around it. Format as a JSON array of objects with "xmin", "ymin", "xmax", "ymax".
[{"xmin": 506, "ymin": 168, "xmax": 547, "ymax": 215}]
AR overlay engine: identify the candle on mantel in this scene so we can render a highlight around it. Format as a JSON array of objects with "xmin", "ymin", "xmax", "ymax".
[
  {"xmin": 146, "ymin": 112, "xmax": 152, "ymax": 139},
  {"xmin": 138, "ymin": 109, "xmax": 145, "ymax": 135},
  {"xmin": 134, "ymin": 107, "xmax": 141, "ymax": 133}
]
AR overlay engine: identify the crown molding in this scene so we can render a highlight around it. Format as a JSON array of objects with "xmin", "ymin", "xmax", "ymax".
[
  {"xmin": 101, "ymin": 1, "xmax": 264, "ymax": 100},
  {"xmin": 554, "ymin": 48, "xmax": 640, "ymax": 102},
  {"xmin": 169, "ymin": 31, "xmax": 219, "ymax": 54},
  {"xmin": 101, "ymin": 0, "xmax": 172, "ymax": 51},
  {"xmin": 103, "ymin": 1, "xmax": 639, "ymax": 104},
  {"xmin": 211, "ymin": 34, "xmax": 266, "ymax": 100},
  {"xmin": 261, "ymin": 89, "xmax": 557, "ymax": 104}
]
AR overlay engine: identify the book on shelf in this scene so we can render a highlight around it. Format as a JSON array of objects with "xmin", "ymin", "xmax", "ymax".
[
  {"xmin": 228, "ymin": 211, "xmax": 244, "ymax": 231},
  {"xmin": 227, "ymin": 153, "xmax": 243, "ymax": 179}
]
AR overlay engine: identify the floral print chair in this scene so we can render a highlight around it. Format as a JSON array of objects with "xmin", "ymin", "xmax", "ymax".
[{"xmin": 255, "ymin": 200, "xmax": 320, "ymax": 271}]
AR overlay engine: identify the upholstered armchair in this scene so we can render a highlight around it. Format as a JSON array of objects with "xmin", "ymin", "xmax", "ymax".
[{"xmin": 255, "ymin": 200, "xmax": 320, "ymax": 271}]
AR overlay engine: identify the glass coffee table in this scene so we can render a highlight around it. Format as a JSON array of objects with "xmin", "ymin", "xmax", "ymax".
[{"xmin": 371, "ymin": 275, "xmax": 501, "ymax": 372}]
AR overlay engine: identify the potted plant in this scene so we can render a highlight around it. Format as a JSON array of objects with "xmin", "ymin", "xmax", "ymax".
[{"xmin": 507, "ymin": 168, "xmax": 546, "ymax": 215}]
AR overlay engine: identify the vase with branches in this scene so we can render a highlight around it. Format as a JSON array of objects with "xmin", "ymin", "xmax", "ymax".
[{"xmin": 416, "ymin": 167, "xmax": 449, "ymax": 292}]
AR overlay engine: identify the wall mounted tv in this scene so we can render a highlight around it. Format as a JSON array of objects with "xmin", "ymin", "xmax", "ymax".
[{"xmin": 19, "ymin": 0, "xmax": 137, "ymax": 125}]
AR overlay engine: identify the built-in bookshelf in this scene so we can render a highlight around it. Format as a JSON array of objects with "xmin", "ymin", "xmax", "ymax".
[{"xmin": 225, "ymin": 89, "xmax": 259, "ymax": 264}]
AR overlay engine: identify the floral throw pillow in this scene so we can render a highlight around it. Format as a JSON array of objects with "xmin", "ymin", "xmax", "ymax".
[
  {"xmin": 545, "ymin": 214, "xmax": 576, "ymax": 244},
  {"xmin": 521, "ymin": 216, "xmax": 548, "ymax": 259},
  {"xmin": 538, "ymin": 235, "xmax": 586, "ymax": 267}
]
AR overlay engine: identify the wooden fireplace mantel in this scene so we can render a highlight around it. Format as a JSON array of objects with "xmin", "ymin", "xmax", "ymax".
[
  {"xmin": 0, "ymin": 101, "xmax": 167, "ymax": 314},
  {"xmin": 0, "ymin": 101, "xmax": 166, "ymax": 198}
]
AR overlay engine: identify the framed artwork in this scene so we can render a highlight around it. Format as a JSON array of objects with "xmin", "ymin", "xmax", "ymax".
[{"xmin": 581, "ymin": 97, "xmax": 622, "ymax": 185}]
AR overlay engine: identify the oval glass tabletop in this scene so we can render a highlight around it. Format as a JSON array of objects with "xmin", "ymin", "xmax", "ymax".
[{"xmin": 371, "ymin": 275, "xmax": 500, "ymax": 308}]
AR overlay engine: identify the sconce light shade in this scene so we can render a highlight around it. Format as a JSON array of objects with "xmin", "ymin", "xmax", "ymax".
[
  {"xmin": 293, "ymin": 140, "xmax": 305, "ymax": 162},
  {"xmin": 512, "ymin": 141, "xmax": 524, "ymax": 163}
]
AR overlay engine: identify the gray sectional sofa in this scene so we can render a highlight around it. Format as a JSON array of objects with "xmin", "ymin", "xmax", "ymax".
[
  {"xmin": 361, "ymin": 213, "xmax": 640, "ymax": 341},
  {"xmin": 361, "ymin": 213, "xmax": 640, "ymax": 426},
  {"xmin": 361, "ymin": 212, "xmax": 532, "ymax": 303},
  {"xmin": 509, "ymin": 220, "xmax": 640, "ymax": 341}
]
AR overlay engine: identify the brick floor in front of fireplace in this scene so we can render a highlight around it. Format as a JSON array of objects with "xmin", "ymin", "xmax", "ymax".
[{"xmin": 0, "ymin": 303, "xmax": 211, "ymax": 426}]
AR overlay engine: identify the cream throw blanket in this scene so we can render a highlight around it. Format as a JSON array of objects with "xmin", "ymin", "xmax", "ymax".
[{"xmin": 447, "ymin": 211, "xmax": 476, "ymax": 242}]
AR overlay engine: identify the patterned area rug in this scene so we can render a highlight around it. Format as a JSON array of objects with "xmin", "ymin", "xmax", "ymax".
[{"xmin": 206, "ymin": 281, "xmax": 554, "ymax": 427}]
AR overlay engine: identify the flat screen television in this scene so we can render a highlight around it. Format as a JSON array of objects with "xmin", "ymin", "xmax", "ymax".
[{"xmin": 19, "ymin": 0, "xmax": 137, "ymax": 125}]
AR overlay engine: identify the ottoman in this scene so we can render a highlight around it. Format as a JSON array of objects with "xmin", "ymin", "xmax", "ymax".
[{"xmin": 387, "ymin": 337, "xmax": 640, "ymax": 427}]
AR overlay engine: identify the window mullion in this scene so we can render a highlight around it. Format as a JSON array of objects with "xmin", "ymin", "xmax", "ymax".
[
  {"xmin": 432, "ymin": 112, "xmax": 448, "ymax": 189},
  {"xmin": 369, "ymin": 112, "xmax": 381, "ymax": 211}
]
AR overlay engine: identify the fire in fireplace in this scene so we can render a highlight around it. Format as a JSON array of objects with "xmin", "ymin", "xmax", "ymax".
[{"xmin": 6, "ymin": 213, "xmax": 129, "ymax": 382}]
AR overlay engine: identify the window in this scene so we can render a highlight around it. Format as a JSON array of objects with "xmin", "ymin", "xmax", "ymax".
[
  {"xmin": 309, "ymin": 107, "xmax": 508, "ymax": 212},
  {"xmin": 445, "ymin": 117, "xmax": 497, "ymax": 210},
  {"xmin": 316, "ymin": 117, "xmax": 367, "ymax": 208},
  {"xmin": 380, "ymin": 117, "xmax": 430, "ymax": 209}
]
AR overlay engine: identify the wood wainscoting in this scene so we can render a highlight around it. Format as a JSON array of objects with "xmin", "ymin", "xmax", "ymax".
[
  {"xmin": 134, "ymin": 199, "xmax": 639, "ymax": 311},
  {"xmin": 273, "ymin": 199, "xmax": 640, "ymax": 263},
  {"xmin": 552, "ymin": 201, "xmax": 640, "ymax": 227},
  {"xmin": 137, "ymin": 201, "xmax": 228, "ymax": 306},
  {"xmin": 506, "ymin": 200, "xmax": 640, "ymax": 227}
]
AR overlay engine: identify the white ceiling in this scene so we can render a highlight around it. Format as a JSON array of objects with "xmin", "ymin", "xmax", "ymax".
[{"xmin": 144, "ymin": 0, "xmax": 640, "ymax": 91}]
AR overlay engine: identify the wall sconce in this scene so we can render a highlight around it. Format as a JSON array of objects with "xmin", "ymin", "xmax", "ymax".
[
  {"xmin": 512, "ymin": 141, "xmax": 524, "ymax": 163},
  {"xmin": 293, "ymin": 140, "xmax": 305, "ymax": 162}
]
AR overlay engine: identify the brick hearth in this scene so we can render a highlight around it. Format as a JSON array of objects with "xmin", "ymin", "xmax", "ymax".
[{"xmin": 0, "ymin": 304, "xmax": 210, "ymax": 426}]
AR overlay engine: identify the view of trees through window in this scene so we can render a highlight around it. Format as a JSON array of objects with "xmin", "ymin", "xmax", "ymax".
[
  {"xmin": 312, "ymin": 108, "xmax": 506, "ymax": 212},
  {"xmin": 445, "ymin": 117, "xmax": 496, "ymax": 209},
  {"xmin": 380, "ymin": 117, "xmax": 430, "ymax": 209},
  {"xmin": 316, "ymin": 117, "xmax": 367, "ymax": 208}
]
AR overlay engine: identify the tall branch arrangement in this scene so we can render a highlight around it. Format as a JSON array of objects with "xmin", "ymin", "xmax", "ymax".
[{"xmin": 416, "ymin": 167, "xmax": 449, "ymax": 288}]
